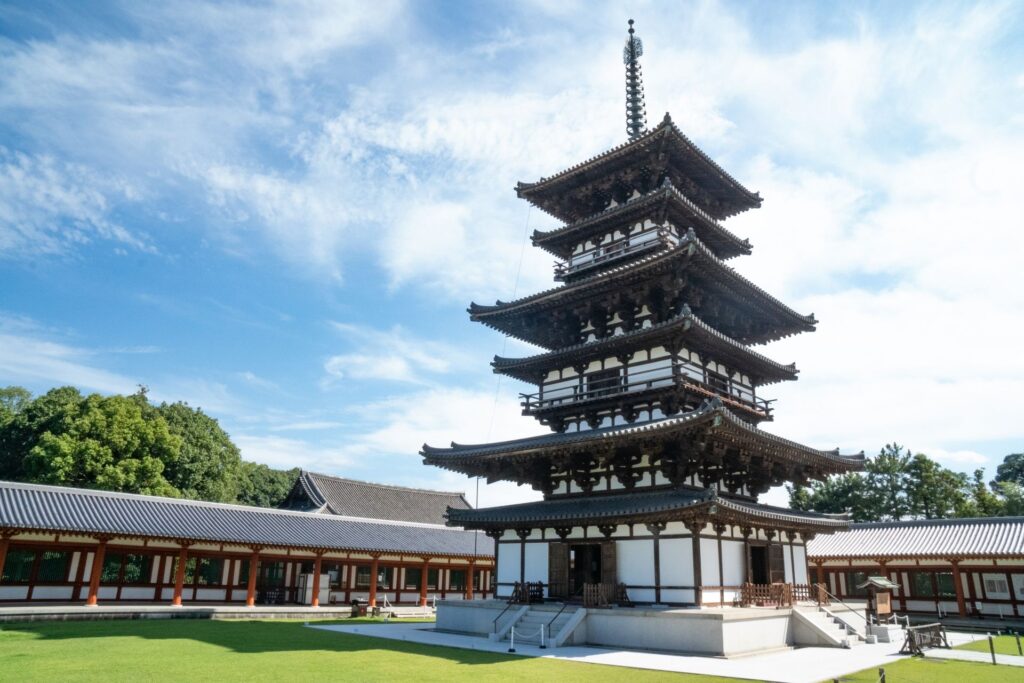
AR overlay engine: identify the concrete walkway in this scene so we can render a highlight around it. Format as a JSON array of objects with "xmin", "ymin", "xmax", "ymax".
[
  {"xmin": 310, "ymin": 622, "xmax": 967, "ymax": 683},
  {"xmin": 925, "ymin": 648, "xmax": 1024, "ymax": 667},
  {"xmin": 0, "ymin": 603, "xmax": 358, "ymax": 623}
]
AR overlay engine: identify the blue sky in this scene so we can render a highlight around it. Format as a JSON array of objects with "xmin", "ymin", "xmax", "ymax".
[{"xmin": 2, "ymin": 1, "xmax": 1023, "ymax": 508}]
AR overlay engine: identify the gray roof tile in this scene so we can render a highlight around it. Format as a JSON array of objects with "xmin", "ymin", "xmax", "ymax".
[
  {"xmin": 0, "ymin": 480, "xmax": 492, "ymax": 558},
  {"xmin": 806, "ymin": 517, "xmax": 1024, "ymax": 559}
]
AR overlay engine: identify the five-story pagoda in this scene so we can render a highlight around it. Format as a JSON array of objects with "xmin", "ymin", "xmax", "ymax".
[{"xmin": 423, "ymin": 21, "xmax": 864, "ymax": 607}]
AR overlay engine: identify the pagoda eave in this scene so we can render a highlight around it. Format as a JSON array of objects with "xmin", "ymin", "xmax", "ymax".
[
  {"xmin": 445, "ymin": 487, "xmax": 848, "ymax": 534},
  {"xmin": 530, "ymin": 180, "xmax": 752, "ymax": 261},
  {"xmin": 491, "ymin": 310, "xmax": 799, "ymax": 386},
  {"xmin": 515, "ymin": 115, "xmax": 762, "ymax": 223}
]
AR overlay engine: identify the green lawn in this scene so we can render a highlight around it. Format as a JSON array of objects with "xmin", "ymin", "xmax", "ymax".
[
  {"xmin": 0, "ymin": 618, "xmax": 732, "ymax": 682},
  {"xmin": 956, "ymin": 634, "xmax": 1024, "ymax": 657},
  {"xmin": 0, "ymin": 618, "xmax": 1018, "ymax": 682}
]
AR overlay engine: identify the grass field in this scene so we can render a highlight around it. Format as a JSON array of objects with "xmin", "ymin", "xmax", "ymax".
[
  {"xmin": 0, "ymin": 618, "xmax": 1019, "ymax": 682},
  {"xmin": 956, "ymin": 633, "xmax": 1024, "ymax": 657}
]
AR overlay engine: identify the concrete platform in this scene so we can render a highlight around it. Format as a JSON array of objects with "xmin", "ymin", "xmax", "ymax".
[
  {"xmin": 310, "ymin": 622, "xmax": 980, "ymax": 683},
  {"xmin": 0, "ymin": 602, "xmax": 360, "ymax": 623}
]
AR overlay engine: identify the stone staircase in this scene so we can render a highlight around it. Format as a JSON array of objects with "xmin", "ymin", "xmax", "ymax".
[
  {"xmin": 795, "ymin": 606, "xmax": 868, "ymax": 648},
  {"xmin": 505, "ymin": 606, "xmax": 578, "ymax": 647}
]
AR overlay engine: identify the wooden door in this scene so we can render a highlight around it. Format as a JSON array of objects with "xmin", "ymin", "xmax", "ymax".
[
  {"xmin": 548, "ymin": 542, "xmax": 568, "ymax": 598},
  {"xmin": 768, "ymin": 543, "xmax": 786, "ymax": 583},
  {"xmin": 600, "ymin": 541, "xmax": 617, "ymax": 588}
]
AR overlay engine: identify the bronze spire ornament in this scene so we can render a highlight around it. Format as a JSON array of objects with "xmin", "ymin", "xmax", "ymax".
[{"xmin": 623, "ymin": 19, "xmax": 647, "ymax": 140}]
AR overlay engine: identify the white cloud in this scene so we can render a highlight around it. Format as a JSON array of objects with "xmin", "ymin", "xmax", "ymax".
[
  {"xmin": 322, "ymin": 322, "xmax": 460, "ymax": 385},
  {"xmin": 0, "ymin": 149, "xmax": 150, "ymax": 257},
  {"xmin": 234, "ymin": 433, "xmax": 352, "ymax": 471}
]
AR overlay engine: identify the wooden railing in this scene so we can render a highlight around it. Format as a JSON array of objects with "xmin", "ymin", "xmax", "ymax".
[
  {"xmin": 508, "ymin": 581, "xmax": 545, "ymax": 604},
  {"xmin": 740, "ymin": 583, "xmax": 829, "ymax": 608}
]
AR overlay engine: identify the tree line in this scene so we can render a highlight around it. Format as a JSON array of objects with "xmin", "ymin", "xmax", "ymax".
[
  {"xmin": 789, "ymin": 444, "xmax": 1024, "ymax": 521},
  {"xmin": 0, "ymin": 386, "xmax": 298, "ymax": 508}
]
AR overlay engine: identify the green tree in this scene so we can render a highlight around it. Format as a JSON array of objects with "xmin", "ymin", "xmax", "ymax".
[
  {"xmin": 955, "ymin": 468, "xmax": 1004, "ymax": 517},
  {"xmin": 0, "ymin": 386, "xmax": 84, "ymax": 480},
  {"xmin": 905, "ymin": 453, "xmax": 969, "ymax": 519},
  {"xmin": 0, "ymin": 386, "xmax": 32, "ymax": 419},
  {"xmin": 22, "ymin": 392, "xmax": 181, "ymax": 496},
  {"xmin": 789, "ymin": 472, "xmax": 869, "ymax": 519},
  {"xmin": 994, "ymin": 453, "xmax": 1024, "ymax": 486},
  {"xmin": 862, "ymin": 444, "xmax": 913, "ymax": 521},
  {"xmin": 156, "ymin": 402, "xmax": 242, "ymax": 502},
  {"xmin": 994, "ymin": 482, "xmax": 1024, "ymax": 516},
  {"xmin": 236, "ymin": 462, "xmax": 300, "ymax": 508}
]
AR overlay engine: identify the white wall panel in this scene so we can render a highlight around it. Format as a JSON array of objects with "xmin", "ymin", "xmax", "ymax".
[
  {"xmin": 792, "ymin": 546, "xmax": 808, "ymax": 583},
  {"xmin": 617, "ymin": 539, "xmax": 654, "ymax": 587},
  {"xmin": 523, "ymin": 544, "xmax": 549, "ymax": 585},
  {"xmin": 700, "ymin": 538, "xmax": 719, "ymax": 593},
  {"xmin": 783, "ymin": 546, "xmax": 794, "ymax": 583},
  {"xmin": 720, "ymin": 540, "xmax": 745, "ymax": 586},
  {"xmin": 496, "ymin": 542, "xmax": 521, "ymax": 588},
  {"xmin": 30, "ymin": 586, "xmax": 74, "ymax": 600},
  {"xmin": 659, "ymin": 538, "xmax": 693, "ymax": 586}
]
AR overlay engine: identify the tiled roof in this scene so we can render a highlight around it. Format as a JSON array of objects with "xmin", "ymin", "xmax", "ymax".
[
  {"xmin": 530, "ymin": 179, "xmax": 752, "ymax": 260},
  {"xmin": 423, "ymin": 400, "xmax": 864, "ymax": 474},
  {"xmin": 446, "ymin": 486, "xmax": 849, "ymax": 530},
  {"xmin": 491, "ymin": 308, "xmax": 798, "ymax": 386},
  {"xmin": 469, "ymin": 229, "xmax": 816, "ymax": 348},
  {"xmin": 283, "ymin": 471, "xmax": 470, "ymax": 525},
  {"xmin": 516, "ymin": 114, "xmax": 761, "ymax": 221},
  {"xmin": 806, "ymin": 517, "xmax": 1024, "ymax": 559},
  {"xmin": 0, "ymin": 480, "xmax": 493, "ymax": 558}
]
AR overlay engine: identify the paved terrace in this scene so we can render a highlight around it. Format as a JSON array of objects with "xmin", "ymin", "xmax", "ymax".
[
  {"xmin": 309, "ymin": 621, "xmax": 983, "ymax": 683},
  {"xmin": 0, "ymin": 603, "xmax": 432, "ymax": 623}
]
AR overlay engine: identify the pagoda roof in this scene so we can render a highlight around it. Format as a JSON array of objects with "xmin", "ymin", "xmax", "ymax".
[
  {"xmin": 469, "ymin": 229, "xmax": 816, "ymax": 348},
  {"xmin": 445, "ymin": 486, "xmax": 849, "ymax": 532},
  {"xmin": 422, "ymin": 399, "xmax": 864, "ymax": 476},
  {"xmin": 491, "ymin": 309, "xmax": 798, "ymax": 386},
  {"xmin": 516, "ymin": 113, "xmax": 762, "ymax": 222},
  {"xmin": 531, "ymin": 179, "xmax": 752, "ymax": 260}
]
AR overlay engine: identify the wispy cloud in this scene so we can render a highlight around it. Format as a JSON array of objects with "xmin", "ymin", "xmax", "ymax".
[{"xmin": 321, "ymin": 322, "xmax": 460, "ymax": 386}]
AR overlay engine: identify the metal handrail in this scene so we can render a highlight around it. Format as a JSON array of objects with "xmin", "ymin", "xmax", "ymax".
[
  {"xmin": 521, "ymin": 361, "xmax": 770, "ymax": 417},
  {"xmin": 819, "ymin": 587, "xmax": 869, "ymax": 626},
  {"xmin": 546, "ymin": 602, "xmax": 569, "ymax": 631},
  {"xmin": 492, "ymin": 587, "xmax": 519, "ymax": 633}
]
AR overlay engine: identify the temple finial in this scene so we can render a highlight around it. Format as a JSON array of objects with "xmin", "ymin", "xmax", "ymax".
[{"xmin": 623, "ymin": 19, "xmax": 648, "ymax": 141}]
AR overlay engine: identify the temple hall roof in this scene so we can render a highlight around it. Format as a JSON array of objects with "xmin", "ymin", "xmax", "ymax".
[
  {"xmin": 491, "ymin": 308, "xmax": 798, "ymax": 386},
  {"xmin": 280, "ymin": 470, "xmax": 470, "ymax": 525},
  {"xmin": 446, "ymin": 486, "xmax": 849, "ymax": 531},
  {"xmin": 806, "ymin": 516, "xmax": 1024, "ymax": 560},
  {"xmin": 531, "ymin": 179, "xmax": 752, "ymax": 260},
  {"xmin": 516, "ymin": 114, "xmax": 762, "ymax": 222},
  {"xmin": 469, "ymin": 229, "xmax": 816, "ymax": 348}
]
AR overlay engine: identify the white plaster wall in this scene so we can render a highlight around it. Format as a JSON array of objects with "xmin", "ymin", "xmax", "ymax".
[
  {"xmin": 617, "ymin": 539, "xmax": 655, "ymax": 603},
  {"xmin": 982, "ymin": 573, "xmax": 1011, "ymax": 599},
  {"xmin": 700, "ymin": 539, "xmax": 719, "ymax": 597},
  {"xmin": 120, "ymin": 587, "xmax": 155, "ymax": 600},
  {"xmin": 0, "ymin": 586, "xmax": 29, "ymax": 600},
  {"xmin": 792, "ymin": 546, "xmax": 808, "ymax": 583},
  {"xmin": 195, "ymin": 588, "xmax": 228, "ymax": 601},
  {"xmin": 783, "ymin": 546, "xmax": 794, "ymax": 583},
  {"xmin": 721, "ymin": 540, "xmax": 745, "ymax": 586},
  {"xmin": 496, "ymin": 542, "xmax": 521, "ymax": 591},
  {"xmin": 98, "ymin": 587, "xmax": 118, "ymax": 599},
  {"xmin": 660, "ymin": 538, "xmax": 694, "ymax": 587},
  {"xmin": 30, "ymin": 586, "xmax": 74, "ymax": 600},
  {"xmin": 523, "ymin": 544, "xmax": 549, "ymax": 587}
]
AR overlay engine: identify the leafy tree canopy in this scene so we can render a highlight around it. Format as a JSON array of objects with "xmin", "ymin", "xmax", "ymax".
[
  {"xmin": 790, "ymin": 444, "xmax": 1018, "ymax": 522},
  {"xmin": 0, "ymin": 386, "xmax": 296, "ymax": 508},
  {"xmin": 994, "ymin": 453, "xmax": 1024, "ymax": 486}
]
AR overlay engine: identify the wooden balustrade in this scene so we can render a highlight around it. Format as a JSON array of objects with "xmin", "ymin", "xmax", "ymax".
[{"xmin": 740, "ymin": 582, "xmax": 829, "ymax": 608}]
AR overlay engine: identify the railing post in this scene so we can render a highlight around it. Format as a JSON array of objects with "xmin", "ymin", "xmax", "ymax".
[
  {"xmin": 508, "ymin": 626, "xmax": 516, "ymax": 653},
  {"xmin": 540, "ymin": 623, "xmax": 546, "ymax": 649}
]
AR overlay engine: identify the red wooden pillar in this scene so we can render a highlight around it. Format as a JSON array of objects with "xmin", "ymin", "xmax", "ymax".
[
  {"xmin": 171, "ymin": 545, "xmax": 189, "ymax": 606},
  {"xmin": 85, "ymin": 539, "xmax": 108, "ymax": 606},
  {"xmin": 815, "ymin": 562, "xmax": 825, "ymax": 586},
  {"xmin": 246, "ymin": 549, "xmax": 259, "ymax": 607},
  {"xmin": 465, "ymin": 563, "xmax": 475, "ymax": 600},
  {"xmin": 419, "ymin": 559, "xmax": 430, "ymax": 607},
  {"xmin": 369, "ymin": 556, "xmax": 379, "ymax": 607},
  {"xmin": 311, "ymin": 552, "xmax": 323, "ymax": 608}
]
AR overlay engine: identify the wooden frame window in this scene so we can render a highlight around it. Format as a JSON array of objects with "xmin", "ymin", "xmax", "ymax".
[
  {"xmin": 449, "ymin": 569, "xmax": 467, "ymax": 591},
  {"xmin": 1, "ymin": 549, "xmax": 35, "ymax": 584},
  {"xmin": 195, "ymin": 558, "xmax": 223, "ymax": 586},
  {"xmin": 355, "ymin": 565, "xmax": 371, "ymax": 589},
  {"xmin": 235, "ymin": 559, "xmax": 250, "ymax": 587},
  {"xmin": 404, "ymin": 568, "xmax": 422, "ymax": 590},
  {"xmin": 911, "ymin": 571, "xmax": 935, "ymax": 598},
  {"xmin": 846, "ymin": 571, "xmax": 868, "ymax": 597},
  {"xmin": 35, "ymin": 551, "xmax": 71, "ymax": 583},
  {"xmin": 936, "ymin": 572, "xmax": 956, "ymax": 598},
  {"xmin": 427, "ymin": 568, "xmax": 439, "ymax": 589}
]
